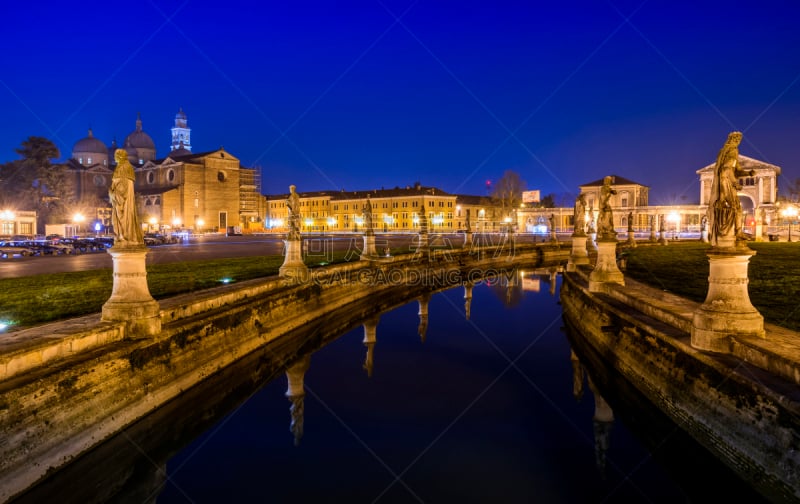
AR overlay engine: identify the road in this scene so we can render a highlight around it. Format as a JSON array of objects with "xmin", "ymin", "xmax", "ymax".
[{"xmin": 0, "ymin": 233, "xmax": 514, "ymax": 279}]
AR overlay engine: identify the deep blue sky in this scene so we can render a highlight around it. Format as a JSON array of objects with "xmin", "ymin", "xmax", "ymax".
[{"xmin": 2, "ymin": 1, "xmax": 799, "ymax": 204}]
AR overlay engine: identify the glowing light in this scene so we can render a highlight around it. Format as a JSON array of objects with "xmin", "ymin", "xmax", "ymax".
[
  {"xmin": 0, "ymin": 320, "xmax": 12, "ymax": 332},
  {"xmin": 172, "ymin": 217, "xmax": 182, "ymax": 227},
  {"xmin": 667, "ymin": 211, "xmax": 680, "ymax": 224},
  {"xmin": 0, "ymin": 210, "xmax": 15, "ymax": 220},
  {"xmin": 219, "ymin": 278, "xmax": 233, "ymax": 284},
  {"xmin": 72, "ymin": 213, "xmax": 85, "ymax": 224},
  {"xmin": 327, "ymin": 217, "xmax": 335, "ymax": 226},
  {"xmin": 196, "ymin": 219, "xmax": 205, "ymax": 228}
]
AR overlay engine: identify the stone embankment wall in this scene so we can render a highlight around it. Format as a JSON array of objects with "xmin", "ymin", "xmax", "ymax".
[
  {"xmin": 0, "ymin": 244, "xmax": 563, "ymax": 502},
  {"xmin": 560, "ymin": 268, "xmax": 800, "ymax": 503}
]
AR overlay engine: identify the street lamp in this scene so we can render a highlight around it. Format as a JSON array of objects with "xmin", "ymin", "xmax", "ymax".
[
  {"xmin": 72, "ymin": 212, "xmax": 85, "ymax": 237},
  {"xmin": 782, "ymin": 205, "xmax": 798, "ymax": 242},
  {"xmin": 0, "ymin": 210, "xmax": 15, "ymax": 236},
  {"xmin": 667, "ymin": 211, "xmax": 680, "ymax": 239}
]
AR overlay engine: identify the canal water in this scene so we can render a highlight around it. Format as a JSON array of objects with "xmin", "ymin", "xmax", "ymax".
[{"xmin": 16, "ymin": 271, "xmax": 768, "ymax": 503}]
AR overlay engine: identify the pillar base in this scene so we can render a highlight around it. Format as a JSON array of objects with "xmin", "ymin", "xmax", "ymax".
[
  {"xmin": 280, "ymin": 239, "xmax": 308, "ymax": 281},
  {"xmin": 588, "ymin": 239, "xmax": 624, "ymax": 291},
  {"xmin": 361, "ymin": 234, "xmax": 378, "ymax": 260},
  {"xmin": 102, "ymin": 245, "xmax": 161, "ymax": 337},
  {"xmin": 691, "ymin": 243, "xmax": 764, "ymax": 353},
  {"xmin": 567, "ymin": 235, "xmax": 590, "ymax": 272}
]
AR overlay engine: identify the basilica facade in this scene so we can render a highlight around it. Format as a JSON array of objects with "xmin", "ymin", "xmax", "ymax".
[{"xmin": 65, "ymin": 110, "xmax": 261, "ymax": 233}]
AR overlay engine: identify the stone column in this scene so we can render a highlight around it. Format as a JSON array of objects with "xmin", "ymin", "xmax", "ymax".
[
  {"xmin": 102, "ymin": 245, "xmax": 161, "ymax": 337},
  {"xmin": 285, "ymin": 354, "xmax": 311, "ymax": 446},
  {"xmin": 417, "ymin": 212, "xmax": 430, "ymax": 259},
  {"xmin": 649, "ymin": 216, "xmax": 657, "ymax": 242},
  {"xmin": 280, "ymin": 239, "xmax": 308, "ymax": 281},
  {"xmin": 691, "ymin": 238, "xmax": 764, "ymax": 353},
  {"xmin": 658, "ymin": 215, "xmax": 668, "ymax": 245},
  {"xmin": 362, "ymin": 317, "xmax": 378, "ymax": 377},
  {"xmin": 588, "ymin": 239, "xmax": 624, "ymax": 292}
]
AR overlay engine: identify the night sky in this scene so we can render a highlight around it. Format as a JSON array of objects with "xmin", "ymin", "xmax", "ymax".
[{"xmin": 2, "ymin": 1, "xmax": 799, "ymax": 204}]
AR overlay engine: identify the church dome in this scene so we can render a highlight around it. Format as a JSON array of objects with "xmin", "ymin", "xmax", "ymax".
[
  {"xmin": 124, "ymin": 115, "xmax": 155, "ymax": 150},
  {"xmin": 73, "ymin": 129, "xmax": 107, "ymax": 155},
  {"xmin": 72, "ymin": 129, "xmax": 109, "ymax": 166},
  {"xmin": 123, "ymin": 113, "xmax": 156, "ymax": 163}
]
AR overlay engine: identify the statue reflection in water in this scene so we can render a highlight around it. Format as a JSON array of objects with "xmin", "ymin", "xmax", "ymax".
[
  {"xmin": 362, "ymin": 317, "xmax": 379, "ymax": 378},
  {"xmin": 285, "ymin": 354, "xmax": 311, "ymax": 446},
  {"xmin": 570, "ymin": 348, "xmax": 614, "ymax": 478},
  {"xmin": 418, "ymin": 293, "xmax": 431, "ymax": 343}
]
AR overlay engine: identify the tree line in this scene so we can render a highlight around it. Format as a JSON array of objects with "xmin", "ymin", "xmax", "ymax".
[{"xmin": 0, "ymin": 136, "xmax": 104, "ymax": 232}]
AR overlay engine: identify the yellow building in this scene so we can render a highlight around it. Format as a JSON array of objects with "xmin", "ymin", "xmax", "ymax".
[{"xmin": 265, "ymin": 184, "xmax": 500, "ymax": 233}]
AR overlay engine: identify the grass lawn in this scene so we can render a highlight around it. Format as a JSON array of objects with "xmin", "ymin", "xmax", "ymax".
[
  {"xmin": 3, "ymin": 241, "xmax": 799, "ymax": 332},
  {"xmin": 0, "ymin": 251, "xmax": 358, "ymax": 329},
  {"xmin": 624, "ymin": 241, "xmax": 800, "ymax": 331}
]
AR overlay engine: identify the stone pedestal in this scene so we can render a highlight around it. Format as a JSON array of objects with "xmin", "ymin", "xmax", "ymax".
[
  {"xmin": 417, "ymin": 231, "xmax": 430, "ymax": 258},
  {"xmin": 754, "ymin": 222, "xmax": 763, "ymax": 242},
  {"xmin": 464, "ymin": 230, "xmax": 473, "ymax": 247},
  {"xmin": 658, "ymin": 230, "xmax": 668, "ymax": 245},
  {"xmin": 701, "ymin": 230, "xmax": 709, "ymax": 243},
  {"xmin": 691, "ymin": 240, "xmax": 764, "ymax": 353},
  {"xmin": 361, "ymin": 234, "xmax": 377, "ymax": 260},
  {"xmin": 588, "ymin": 240, "xmax": 624, "ymax": 292},
  {"xmin": 626, "ymin": 233, "xmax": 637, "ymax": 248},
  {"xmin": 549, "ymin": 229, "xmax": 558, "ymax": 243},
  {"xmin": 102, "ymin": 245, "xmax": 161, "ymax": 337},
  {"xmin": 280, "ymin": 239, "xmax": 308, "ymax": 281},
  {"xmin": 567, "ymin": 235, "xmax": 590, "ymax": 272}
]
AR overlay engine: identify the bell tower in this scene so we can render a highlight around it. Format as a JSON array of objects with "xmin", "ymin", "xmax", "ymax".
[{"xmin": 170, "ymin": 108, "xmax": 191, "ymax": 152}]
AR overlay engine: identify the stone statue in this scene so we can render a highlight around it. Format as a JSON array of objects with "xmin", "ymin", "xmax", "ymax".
[
  {"xmin": 549, "ymin": 213, "xmax": 555, "ymax": 230},
  {"xmin": 707, "ymin": 131, "xmax": 754, "ymax": 244},
  {"xmin": 627, "ymin": 212, "xmax": 634, "ymax": 232},
  {"xmin": 109, "ymin": 149, "xmax": 143, "ymax": 246},
  {"xmin": 286, "ymin": 185, "xmax": 301, "ymax": 241},
  {"xmin": 573, "ymin": 194, "xmax": 586, "ymax": 236},
  {"xmin": 363, "ymin": 196, "xmax": 374, "ymax": 235},
  {"xmin": 465, "ymin": 209, "xmax": 471, "ymax": 232},
  {"xmin": 597, "ymin": 176, "xmax": 617, "ymax": 239},
  {"xmin": 701, "ymin": 215, "xmax": 708, "ymax": 232}
]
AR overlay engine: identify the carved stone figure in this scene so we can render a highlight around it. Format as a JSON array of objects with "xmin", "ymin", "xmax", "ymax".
[
  {"xmin": 627, "ymin": 212, "xmax": 634, "ymax": 232},
  {"xmin": 286, "ymin": 185, "xmax": 301, "ymax": 241},
  {"xmin": 573, "ymin": 194, "xmax": 587, "ymax": 236},
  {"xmin": 109, "ymin": 149, "xmax": 143, "ymax": 246},
  {"xmin": 597, "ymin": 176, "xmax": 617, "ymax": 239},
  {"xmin": 707, "ymin": 131, "xmax": 754, "ymax": 244},
  {"xmin": 701, "ymin": 215, "xmax": 708, "ymax": 232},
  {"xmin": 363, "ymin": 196, "xmax": 374, "ymax": 235}
]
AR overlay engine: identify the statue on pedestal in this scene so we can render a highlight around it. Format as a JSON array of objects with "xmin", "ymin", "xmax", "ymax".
[
  {"xmin": 286, "ymin": 185, "xmax": 301, "ymax": 241},
  {"xmin": 707, "ymin": 131, "xmax": 754, "ymax": 245},
  {"xmin": 573, "ymin": 193, "xmax": 587, "ymax": 236},
  {"xmin": 597, "ymin": 176, "xmax": 617, "ymax": 239},
  {"xmin": 363, "ymin": 196, "xmax": 374, "ymax": 236},
  {"xmin": 109, "ymin": 149, "xmax": 143, "ymax": 247}
]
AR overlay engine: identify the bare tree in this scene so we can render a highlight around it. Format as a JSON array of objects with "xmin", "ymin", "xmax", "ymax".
[{"xmin": 491, "ymin": 169, "xmax": 526, "ymax": 219}]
